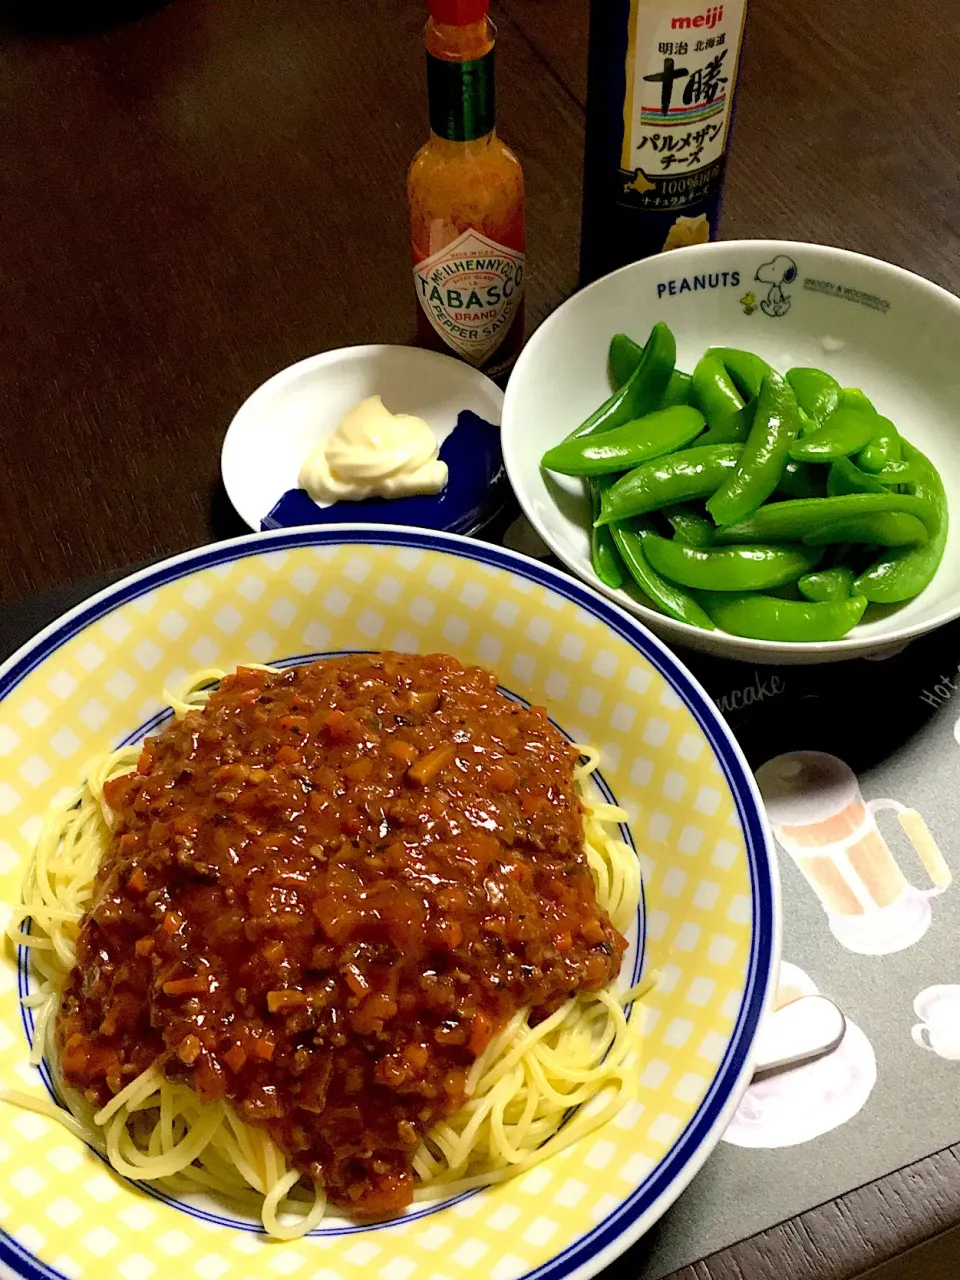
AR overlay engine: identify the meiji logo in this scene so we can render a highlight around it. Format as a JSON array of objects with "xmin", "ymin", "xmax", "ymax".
[{"xmin": 672, "ymin": 4, "xmax": 723, "ymax": 29}]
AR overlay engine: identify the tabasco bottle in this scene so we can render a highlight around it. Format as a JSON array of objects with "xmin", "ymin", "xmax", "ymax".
[
  {"xmin": 580, "ymin": 0, "xmax": 748, "ymax": 285},
  {"xmin": 408, "ymin": 0, "xmax": 525, "ymax": 382}
]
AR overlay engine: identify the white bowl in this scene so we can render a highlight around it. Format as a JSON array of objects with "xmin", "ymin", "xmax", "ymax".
[
  {"xmin": 502, "ymin": 240, "xmax": 960, "ymax": 664},
  {"xmin": 222, "ymin": 344, "xmax": 504, "ymax": 531}
]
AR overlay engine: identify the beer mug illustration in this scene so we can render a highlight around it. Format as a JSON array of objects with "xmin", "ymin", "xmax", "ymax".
[
  {"xmin": 912, "ymin": 986, "xmax": 960, "ymax": 1061},
  {"xmin": 755, "ymin": 752, "xmax": 951, "ymax": 955}
]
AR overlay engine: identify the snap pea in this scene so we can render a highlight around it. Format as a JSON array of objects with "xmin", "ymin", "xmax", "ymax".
[
  {"xmin": 777, "ymin": 460, "xmax": 825, "ymax": 499},
  {"xmin": 642, "ymin": 535, "xmax": 823, "ymax": 592},
  {"xmin": 609, "ymin": 333, "xmax": 644, "ymax": 388},
  {"xmin": 803, "ymin": 512, "xmax": 929, "ymax": 547},
  {"xmin": 706, "ymin": 347, "xmax": 775, "ymax": 400},
  {"xmin": 857, "ymin": 421, "xmax": 903, "ymax": 473},
  {"xmin": 608, "ymin": 332, "xmax": 692, "ymax": 404},
  {"xmin": 693, "ymin": 591, "xmax": 868, "ymax": 642},
  {"xmin": 610, "ymin": 519, "xmax": 715, "ymax": 629},
  {"xmin": 715, "ymin": 491, "xmax": 937, "ymax": 543},
  {"xmin": 854, "ymin": 441, "xmax": 948, "ymax": 602},
  {"xmin": 691, "ymin": 355, "xmax": 744, "ymax": 429},
  {"xmin": 786, "ymin": 368, "xmax": 842, "ymax": 423},
  {"xmin": 589, "ymin": 476, "xmax": 626, "ymax": 590},
  {"xmin": 596, "ymin": 444, "xmax": 743, "ymax": 526},
  {"xmin": 542, "ymin": 405, "xmax": 705, "ymax": 477},
  {"xmin": 565, "ymin": 322, "xmax": 677, "ymax": 442},
  {"xmin": 706, "ymin": 372, "xmax": 800, "ymax": 527},
  {"xmin": 664, "ymin": 502, "xmax": 716, "ymax": 547},
  {"xmin": 797, "ymin": 566, "xmax": 856, "ymax": 602},
  {"xmin": 789, "ymin": 405, "xmax": 880, "ymax": 462},
  {"xmin": 698, "ymin": 398, "xmax": 756, "ymax": 447},
  {"xmin": 826, "ymin": 457, "xmax": 888, "ymax": 497}
]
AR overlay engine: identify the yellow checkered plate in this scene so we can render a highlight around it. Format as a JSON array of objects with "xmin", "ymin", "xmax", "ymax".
[{"xmin": 0, "ymin": 527, "xmax": 779, "ymax": 1280}]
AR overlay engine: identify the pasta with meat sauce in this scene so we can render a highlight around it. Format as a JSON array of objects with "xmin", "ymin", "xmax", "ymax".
[{"xmin": 6, "ymin": 654, "xmax": 645, "ymax": 1237}]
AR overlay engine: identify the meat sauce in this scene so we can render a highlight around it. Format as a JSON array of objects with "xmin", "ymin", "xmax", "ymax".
[{"xmin": 57, "ymin": 654, "xmax": 626, "ymax": 1215}]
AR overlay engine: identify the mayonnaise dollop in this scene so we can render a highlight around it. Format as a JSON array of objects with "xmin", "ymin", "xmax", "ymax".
[{"xmin": 298, "ymin": 395, "xmax": 448, "ymax": 504}]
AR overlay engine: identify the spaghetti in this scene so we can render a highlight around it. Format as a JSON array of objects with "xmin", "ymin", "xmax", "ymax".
[{"xmin": 5, "ymin": 658, "xmax": 645, "ymax": 1238}]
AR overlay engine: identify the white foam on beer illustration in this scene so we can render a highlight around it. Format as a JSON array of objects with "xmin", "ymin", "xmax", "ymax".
[
  {"xmin": 755, "ymin": 752, "xmax": 950, "ymax": 956},
  {"xmin": 723, "ymin": 962, "xmax": 876, "ymax": 1149},
  {"xmin": 912, "ymin": 985, "xmax": 960, "ymax": 1062}
]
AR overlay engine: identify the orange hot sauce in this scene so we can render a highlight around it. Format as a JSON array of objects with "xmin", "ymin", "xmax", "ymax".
[{"xmin": 408, "ymin": 0, "xmax": 525, "ymax": 382}]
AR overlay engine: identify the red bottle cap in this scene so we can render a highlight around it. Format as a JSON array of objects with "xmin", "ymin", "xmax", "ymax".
[{"xmin": 428, "ymin": 0, "xmax": 489, "ymax": 25}]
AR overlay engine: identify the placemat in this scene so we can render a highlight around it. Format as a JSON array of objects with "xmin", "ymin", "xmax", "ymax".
[{"xmin": 4, "ymin": 538, "xmax": 960, "ymax": 1280}]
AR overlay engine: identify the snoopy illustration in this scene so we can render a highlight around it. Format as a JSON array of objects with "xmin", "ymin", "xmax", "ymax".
[{"xmin": 755, "ymin": 254, "xmax": 798, "ymax": 317}]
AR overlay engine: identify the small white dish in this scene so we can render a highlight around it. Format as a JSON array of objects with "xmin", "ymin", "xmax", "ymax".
[
  {"xmin": 502, "ymin": 240, "xmax": 960, "ymax": 664},
  {"xmin": 222, "ymin": 344, "xmax": 505, "ymax": 533}
]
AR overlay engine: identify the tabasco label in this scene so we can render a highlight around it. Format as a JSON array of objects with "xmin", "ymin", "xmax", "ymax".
[
  {"xmin": 414, "ymin": 229, "xmax": 525, "ymax": 368},
  {"xmin": 619, "ymin": 0, "xmax": 747, "ymax": 240}
]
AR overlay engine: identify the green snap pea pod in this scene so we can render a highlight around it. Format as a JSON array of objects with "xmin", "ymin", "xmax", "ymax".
[
  {"xmin": 664, "ymin": 502, "xmax": 716, "ymax": 547},
  {"xmin": 857, "ymin": 421, "xmax": 903, "ymax": 473},
  {"xmin": 693, "ymin": 591, "xmax": 868, "ymax": 642},
  {"xmin": 714, "ymin": 491, "xmax": 938, "ymax": 543},
  {"xmin": 596, "ymin": 444, "xmax": 743, "ymax": 526},
  {"xmin": 706, "ymin": 372, "xmax": 800, "ymax": 527},
  {"xmin": 564, "ymin": 322, "xmax": 677, "ymax": 443},
  {"xmin": 589, "ymin": 476, "xmax": 626, "ymax": 590},
  {"xmin": 854, "ymin": 441, "xmax": 948, "ymax": 603},
  {"xmin": 826, "ymin": 457, "xmax": 889, "ymax": 497},
  {"xmin": 841, "ymin": 388, "xmax": 876, "ymax": 414},
  {"xmin": 609, "ymin": 333, "xmax": 644, "ymax": 388},
  {"xmin": 610, "ymin": 519, "xmax": 715, "ymax": 629},
  {"xmin": 608, "ymin": 332, "xmax": 692, "ymax": 404},
  {"xmin": 870, "ymin": 459, "xmax": 921, "ymax": 486},
  {"xmin": 542, "ymin": 406, "xmax": 705, "ymax": 477},
  {"xmin": 777, "ymin": 460, "xmax": 825, "ymax": 499},
  {"xmin": 642, "ymin": 535, "xmax": 823, "ymax": 592},
  {"xmin": 803, "ymin": 513, "xmax": 929, "ymax": 547},
  {"xmin": 789, "ymin": 406, "xmax": 880, "ymax": 462},
  {"xmin": 691, "ymin": 355, "xmax": 744, "ymax": 429},
  {"xmin": 698, "ymin": 398, "xmax": 756, "ymax": 447},
  {"xmin": 706, "ymin": 347, "xmax": 775, "ymax": 400},
  {"xmin": 786, "ymin": 368, "xmax": 842, "ymax": 423},
  {"xmin": 797, "ymin": 566, "xmax": 856, "ymax": 602}
]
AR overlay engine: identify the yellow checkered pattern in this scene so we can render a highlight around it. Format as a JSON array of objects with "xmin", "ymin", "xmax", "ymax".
[{"xmin": 0, "ymin": 540, "xmax": 752, "ymax": 1280}]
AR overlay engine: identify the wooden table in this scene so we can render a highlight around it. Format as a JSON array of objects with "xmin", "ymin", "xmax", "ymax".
[{"xmin": 2, "ymin": 1, "xmax": 960, "ymax": 1275}]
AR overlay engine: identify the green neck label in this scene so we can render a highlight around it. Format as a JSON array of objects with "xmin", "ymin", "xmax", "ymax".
[{"xmin": 427, "ymin": 50, "xmax": 495, "ymax": 141}]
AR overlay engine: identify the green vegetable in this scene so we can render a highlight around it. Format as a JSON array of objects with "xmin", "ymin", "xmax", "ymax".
[
  {"xmin": 777, "ymin": 460, "xmax": 825, "ymax": 499},
  {"xmin": 596, "ymin": 444, "xmax": 743, "ymax": 526},
  {"xmin": 691, "ymin": 355, "xmax": 744, "ymax": 429},
  {"xmin": 608, "ymin": 332, "xmax": 692, "ymax": 404},
  {"xmin": 797, "ymin": 566, "xmax": 856, "ymax": 602},
  {"xmin": 664, "ymin": 503, "xmax": 716, "ymax": 547},
  {"xmin": 609, "ymin": 333, "xmax": 644, "ymax": 388},
  {"xmin": 786, "ymin": 368, "xmax": 842, "ymax": 423},
  {"xmin": 565, "ymin": 322, "xmax": 677, "ymax": 443},
  {"xmin": 610, "ymin": 520, "xmax": 715, "ymax": 629},
  {"xmin": 854, "ymin": 442, "xmax": 948, "ymax": 602},
  {"xmin": 826, "ymin": 457, "xmax": 889, "ymax": 497},
  {"xmin": 542, "ymin": 405, "xmax": 705, "ymax": 477},
  {"xmin": 803, "ymin": 513, "xmax": 929, "ymax": 547},
  {"xmin": 715, "ymin": 492, "xmax": 937, "ymax": 543},
  {"xmin": 706, "ymin": 372, "xmax": 800, "ymax": 527},
  {"xmin": 642, "ymin": 535, "xmax": 823, "ymax": 592},
  {"xmin": 694, "ymin": 591, "xmax": 869, "ymax": 642},
  {"xmin": 857, "ymin": 421, "xmax": 903, "ymax": 472},
  {"xmin": 706, "ymin": 347, "xmax": 775, "ymax": 400},
  {"xmin": 589, "ymin": 476, "xmax": 625, "ymax": 590},
  {"xmin": 789, "ymin": 406, "xmax": 880, "ymax": 462},
  {"xmin": 698, "ymin": 399, "xmax": 756, "ymax": 446}
]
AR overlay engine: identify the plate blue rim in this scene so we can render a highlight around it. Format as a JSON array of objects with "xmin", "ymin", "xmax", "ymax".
[{"xmin": 0, "ymin": 525, "xmax": 780, "ymax": 1280}]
